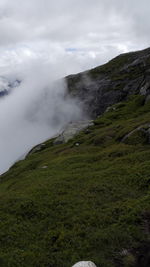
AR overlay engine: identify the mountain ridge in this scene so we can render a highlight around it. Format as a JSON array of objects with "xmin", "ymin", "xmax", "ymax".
[{"xmin": 66, "ymin": 47, "xmax": 150, "ymax": 118}]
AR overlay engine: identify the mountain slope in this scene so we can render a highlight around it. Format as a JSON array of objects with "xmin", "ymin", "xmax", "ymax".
[
  {"xmin": 0, "ymin": 48, "xmax": 150, "ymax": 267},
  {"xmin": 66, "ymin": 47, "xmax": 150, "ymax": 117}
]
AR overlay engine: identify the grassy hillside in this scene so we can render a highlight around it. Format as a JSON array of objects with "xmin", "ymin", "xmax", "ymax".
[{"xmin": 0, "ymin": 95, "xmax": 150, "ymax": 267}]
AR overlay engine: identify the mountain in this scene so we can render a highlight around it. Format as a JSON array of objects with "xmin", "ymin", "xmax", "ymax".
[
  {"xmin": 0, "ymin": 77, "xmax": 20, "ymax": 97},
  {"xmin": 66, "ymin": 47, "xmax": 150, "ymax": 117},
  {"xmin": 0, "ymin": 48, "xmax": 150, "ymax": 267}
]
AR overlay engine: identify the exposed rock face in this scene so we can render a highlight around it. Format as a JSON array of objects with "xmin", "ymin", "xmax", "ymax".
[
  {"xmin": 66, "ymin": 47, "xmax": 150, "ymax": 118},
  {"xmin": 72, "ymin": 261, "xmax": 97, "ymax": 267},
  {"xmin": 53, "ymin": 120, "xmax": 94, "ymax": 144}
]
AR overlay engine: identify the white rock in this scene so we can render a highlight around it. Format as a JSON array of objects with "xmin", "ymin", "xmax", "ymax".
[
  {"xmin": 72, "ymin": 261, "xmax": 97, "ymax": 267},
  {"xmin": 140, "ymin": 82, "xmax": 150, "ymax": 95},
  {"xmin": 75, "ymin": 143, "xmax": 80, "ymax": 146},
  {"xmin": 41, "ymin": 165, "xmax": 48, "ymax": 169}
]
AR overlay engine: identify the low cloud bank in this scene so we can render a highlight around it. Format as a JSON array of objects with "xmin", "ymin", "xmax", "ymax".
[{"xmin": 0, "ymin": 59, "xmax": 83, "ymax": 174}]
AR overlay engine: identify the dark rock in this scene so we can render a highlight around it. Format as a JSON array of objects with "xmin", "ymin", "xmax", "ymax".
[
  {"xmin": 0, "ymin": 77, "xmax": 21, "ymax": 98},
  {"xmin": 145, "ymin": 94, "xmax": 150, "ymax": 104},
  {"xmin": 66, "ymin": 47, "xmax": 150, "ymax": 118},
  {"xmin": 0, "ymin": 89, "xmax": 8, "ymax": 97}
]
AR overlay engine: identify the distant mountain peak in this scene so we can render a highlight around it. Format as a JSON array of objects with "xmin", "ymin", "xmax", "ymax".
[{"xmin": 0, "ymin": 76, "xmax": 20, "ymax": 97}]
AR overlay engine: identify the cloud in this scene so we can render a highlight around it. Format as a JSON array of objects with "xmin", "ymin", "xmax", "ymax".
[
  {"xmin": 0, "ymin": 0, "xmax": 149, "ymax": 71},
  {"xmin": 0, "ymin": 0, "xmax": 150, "ymax": 173},
  {"xmin": 0, "ymin": 77, "xmax": 9, "ymax": 92},
  {"xmin": 0, "ymin": 57, "xmax": 84, "ymax": 174}
]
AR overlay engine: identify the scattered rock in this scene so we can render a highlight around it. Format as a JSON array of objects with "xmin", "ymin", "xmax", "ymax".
[
  {"xmin": 120, "ymin": 248, "xmax": 130, "ymax": 256},
  {"xmin": 75, "ymin": 142, "xmax": 80, "ymax": 146},
  {"xmin": 72, "ymin": 261, "xmax": 97, "ymax": 267},
  {"xmin": 105, "ymin": 106, "xmax": 116, "ymax": 113},
  {"xmin": 140, "ymin": 82, "xmax": 150, "ymax": 96},
  {"xmin": 41, "ymin": 166, "xmax": 48, "ymax": 169}
]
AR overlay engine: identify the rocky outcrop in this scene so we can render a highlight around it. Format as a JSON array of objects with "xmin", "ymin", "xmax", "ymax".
[
  {"xmin": 121, "ymin": 124, "xmax": 150, "ymax": 145},
  {"xmin": 26, "ymin": 120, "xmax": 94, "ymax": 157},
  {"xmin": 72, "ymin": 261, "xmax": 97, "ymax": 267},
  {"xmin": 66, "ymin": 47, "xmax": 150, "ymax": 118},
  {"xmin": 53, "ymin": 120, "xmax": 94, "ymax": 145},
  {"xmin": 28, "ymin": 143, "xmax": 46, "ymax": 155}
]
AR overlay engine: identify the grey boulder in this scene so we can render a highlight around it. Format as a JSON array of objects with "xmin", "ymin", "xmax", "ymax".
[
  {"xmin": 72, "ymin": 261, "xmax": 97, "ymax": 267},
  {"xmin": 54, "ymin": 120, "xmax": 94, "ymax": 144}
]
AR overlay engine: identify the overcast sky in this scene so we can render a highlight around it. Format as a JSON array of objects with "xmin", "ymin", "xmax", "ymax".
[
  {"xmin": 0, "ymin": 0, "xmax": 149, "ymax": 75},
  {"xmin": 0, "ymin": 0, "xmax": 150, "ymax": 174}
]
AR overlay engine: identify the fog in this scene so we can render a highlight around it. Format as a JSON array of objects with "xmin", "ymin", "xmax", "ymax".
[{"xmin": 0, "ymin": 59, "xmax": 83, "ymax": 174}]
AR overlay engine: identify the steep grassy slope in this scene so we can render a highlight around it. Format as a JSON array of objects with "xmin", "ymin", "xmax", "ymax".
[{"xmin": 0, "ymin": 95, "xmax": 150, "ymax": 267}]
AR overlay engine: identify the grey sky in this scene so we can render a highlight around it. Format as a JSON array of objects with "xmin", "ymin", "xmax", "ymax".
[{"xmin": 0, "ymin": 0, "xmax": 149, "ymax": 74}]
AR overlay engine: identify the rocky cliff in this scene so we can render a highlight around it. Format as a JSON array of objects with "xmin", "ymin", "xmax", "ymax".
[{"xmin": 66, "ymin": 47, "xmax": 150, "ymax": 118}]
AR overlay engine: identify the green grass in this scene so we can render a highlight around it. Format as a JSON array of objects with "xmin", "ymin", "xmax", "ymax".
[
  {"xmin": 0, "ymin": 96, "xmax": 150, "ymax": 266},
  {"xmin": 87, "ymin": 49, "xmax": 147, "ymax": 82}
]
